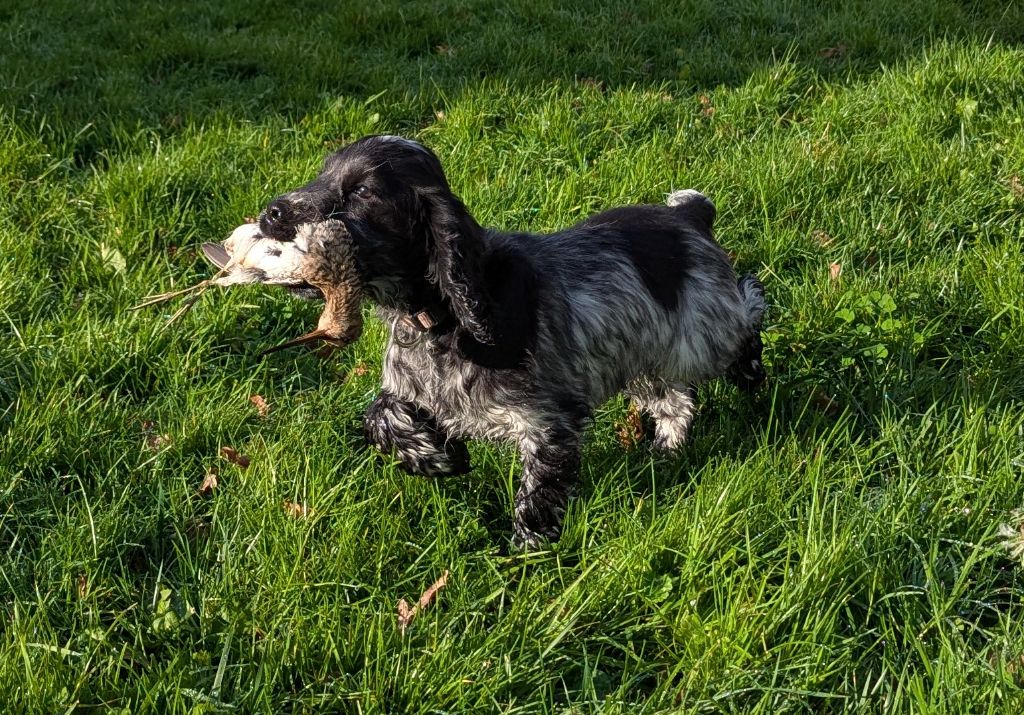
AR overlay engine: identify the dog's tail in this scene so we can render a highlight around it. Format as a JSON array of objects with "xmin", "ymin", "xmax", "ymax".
[
  {"xmin": 666, "ymin": 189, "xmax": 715, "ymax": 235},
  {"xmin": 667, "ymin": 190, "xmax": 765, "ymax": 392},
  {"xmin": 727, "ymin": 275, "xmax": 767, "ymax": 392}
]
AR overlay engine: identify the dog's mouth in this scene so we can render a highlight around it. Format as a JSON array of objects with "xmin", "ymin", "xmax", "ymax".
[
  {"xmin": 283, "ymin": 284, "xmax": 325, "ymax": 300},
  {"xmin": 202, "ymin": 221, "xmax": 362, "ymax": 355}
]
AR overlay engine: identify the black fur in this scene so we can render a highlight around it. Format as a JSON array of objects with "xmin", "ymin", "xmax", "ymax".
[
  {"xmin": 582, "ymin": 206, "xmax": 692, "ymax": 311},
  {"xmin": 363, "ymin": 392, "xmax": 470, "ymax": 477}
]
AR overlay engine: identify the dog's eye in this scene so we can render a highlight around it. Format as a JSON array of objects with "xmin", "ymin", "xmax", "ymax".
[{"xmin": 349, "ymin": 185, "xmax": 370, "ymax": 199}]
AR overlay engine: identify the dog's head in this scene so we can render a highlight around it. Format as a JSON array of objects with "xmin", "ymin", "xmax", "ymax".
[
  {"xmin": 261, "ymin": 135, "xmax": 492, "ymax": 343},
  {"xmin": 205, "ymin": 135, "xmax": 495, "ymax": 352}
]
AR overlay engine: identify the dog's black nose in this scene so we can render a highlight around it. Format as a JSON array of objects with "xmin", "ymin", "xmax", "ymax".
[
  {"xmin": 261, "ymin": 199, "xmax": 294, "ymax": 239},
  {"xmin": 266, "ymin": 199, "xmax": 290, "ymax": 224}
]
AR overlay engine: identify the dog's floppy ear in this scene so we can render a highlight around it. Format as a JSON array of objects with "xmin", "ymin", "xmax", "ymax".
[{"xmin": 421, "ymin": 188, "xmax": 494, "ymax": 345}]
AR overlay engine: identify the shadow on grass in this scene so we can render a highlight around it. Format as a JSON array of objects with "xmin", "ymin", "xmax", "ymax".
[{"xmin": 1, "ymin": 0, "xmax": 1022, "ymax": 149}]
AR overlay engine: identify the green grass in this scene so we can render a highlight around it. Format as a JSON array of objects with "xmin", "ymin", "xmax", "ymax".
[{"xmin": 2, "ymin": 0, "xmax": 1024, "ymax": 711}]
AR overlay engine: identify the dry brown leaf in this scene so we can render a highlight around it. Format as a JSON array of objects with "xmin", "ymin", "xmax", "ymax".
[
  {"xmin": 249, "ymin": 394, "xmax": 270, "ymax": 417},
  {"xmin": 615, "ymin": 404, "xmax": 646, "ymax": 449},
  {"xmin": 220, "ymin": 446, "xmax": 251, "ymax": 469},
  {"xmin": 199, "ymin": 469, "xmax": 218, "ymax": 495},
  {"xmin": 397, "ymin": 570, "xmax": 450, "ymax": 634},
  {"xmin": 244, "ymin": 216, "xmax": 258, "ymax": 224},
  {"xmin": 1009, "ymin": 654, "xmax": 1024, "ymax": 682},
  {"xmin": 1009, "ymin": 174, "xmax": 1024, "ymax": 198},
  {"xmin": 819, "ymin": 44, "xmax": 848, "ymax": 59},
  {"xmin": 829, "ymin": 262, "xmax": 842, "ymax": 281},
  {"xmin": 342, "ymin": 362, "xmax": 371, "ymax": 383},
  {"xmin": 698, "ymin": 94, "xmax": 715, "ymax": 118},
  {"xmin": 77, "ymin": 574, "xmax": 89, "ymax": 599},
  {"xmin": 812, "ymin": 229, "xmax": 834, "ymax": 247},
  {"xmin": 416, "ymin": 570, "xmax": 449, "ymax": 610},
  {"xmin": 144, "ymin": 428, "xmax": 172, "ymax": 452},
  {"xmin": 283, "ymin": 500, "xmax": 313, "ymax": 519},
  {"xmin": 397, "ymin": 598, "xmax": 414, "ymax": 629},
  {"xmin": 989, "ymin": 649, "xmax": 1024, "ymax": 685}
]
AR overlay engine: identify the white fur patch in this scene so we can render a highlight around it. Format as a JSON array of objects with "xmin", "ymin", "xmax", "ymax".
[{"xmin": 666, "ymin": 188, "xmax": 712, "ymax": 209}]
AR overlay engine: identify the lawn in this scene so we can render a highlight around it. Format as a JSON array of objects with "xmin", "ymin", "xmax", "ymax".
[{"xmin": 2, "ymin": 0, "xmax": 1024, "ymax": 712}]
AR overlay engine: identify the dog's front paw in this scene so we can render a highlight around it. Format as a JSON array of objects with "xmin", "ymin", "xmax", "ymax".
[
  {"xmin": 386, "ymin": 440, "xmax": 471, "ymax": 478},
  {"xmin": 418, "ymin": 440, "xmax": 471, "ymax": 477},
  {"xmin": 511, "ymin": 520, "xmax": 559, "ymax": 551}
]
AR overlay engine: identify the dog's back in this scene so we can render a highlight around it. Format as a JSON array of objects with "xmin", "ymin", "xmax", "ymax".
[{"xmin": 497, "ymin": 190, "xmax": 763, "ymax": 404}]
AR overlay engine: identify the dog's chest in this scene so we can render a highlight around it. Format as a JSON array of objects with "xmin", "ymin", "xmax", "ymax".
[{"xmin": 380, "ymin": 338, "xmax": 533, "ymax": 441}]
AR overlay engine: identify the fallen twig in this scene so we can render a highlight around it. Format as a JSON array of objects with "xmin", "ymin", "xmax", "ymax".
[
  {"xmin": 129, "ymin": 267, "xmax": 227, "ymax": 328},
  {"xmin": 397, "ymin": 570, "xmax": 450, "ymax": 634}
]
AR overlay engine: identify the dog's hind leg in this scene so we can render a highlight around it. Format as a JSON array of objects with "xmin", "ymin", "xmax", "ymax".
[
  {"xmin": 363, "ymin": 392, "xmax": 470, "ymax": 477},
  {"xmin": 627, "ymin": 377, "xmax": 697, "ymax": 451}
]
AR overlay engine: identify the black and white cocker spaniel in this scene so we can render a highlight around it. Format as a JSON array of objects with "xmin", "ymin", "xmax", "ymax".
[{"xmin": 210, "ymin": 135, "xmax": 766, "ymax": 549}]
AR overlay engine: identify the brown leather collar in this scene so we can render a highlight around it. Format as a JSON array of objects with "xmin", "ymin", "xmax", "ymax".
[{"xmin": 401, "ymin": 310, "xmax": 437, "ymax": 332}]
